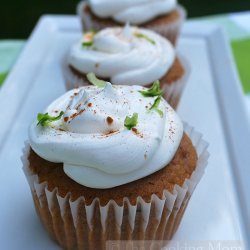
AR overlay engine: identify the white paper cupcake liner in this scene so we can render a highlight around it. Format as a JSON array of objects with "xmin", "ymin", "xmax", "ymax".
[
  {"xmin": 63, "ymin": 54, "xmax": 190, "ymax": 109},
  {"xmin": 22, "ymin": 123, "xmax": 209, "ymax": 249},
  {"xmin": 161, "ymin": 54, "xmax": 190, "ymax": 109},
  {"xmin": 77, "ymin": 1, "xmax": 186, "ymax": 46}
]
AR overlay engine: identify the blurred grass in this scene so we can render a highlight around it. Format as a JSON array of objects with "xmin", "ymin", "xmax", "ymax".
[
  {"xmin": 0, "ymin": 0, "xmax": 250, "ymax": 38},
  {"xmin": 231, "ymin": 38, "xmax": 250, "ymax": 93},
  {"xmin": 0, "ymin": 72, "xmax": 8, "ymax": 86}
]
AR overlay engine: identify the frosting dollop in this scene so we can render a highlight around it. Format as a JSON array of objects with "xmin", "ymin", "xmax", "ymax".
[
  {"xmin": 68, "ymin": 25, "xmax": 175, "ymax": 86},
  {"xmin": 29, "ymin": 83, "xmax": 183, "ymax": 189},
  {"xmin": 88, "ymin": 0, "xmax": 177, "ymax": 24}
]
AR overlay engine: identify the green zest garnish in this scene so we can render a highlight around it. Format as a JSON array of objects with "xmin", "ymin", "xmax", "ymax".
[
  {"xmin": 139, "ymin": 80, "xmax": 163, "ymax": 97},
  {"xmin": 37, "ymin": 111, "xmax": 64, "ymax": 127},
  {"xmin": 134, "ymin": 32, "xmax": 155, "ymax": 45},
  {"xmin": 150, "ymin": 96, "xmax": 163, "ymax": 117},
  {"xmin": 82, "ymin": 30, "xmax": 96, "ymax": 47},
  {"xmin": 124, "ymin": 113, "xmax": 138, "ymax": 130},
  {"xmin": 139, "ymin": 80, "xmax": 164, "ymax": 117},
  {"xmin": 82, "ymin": 41, "xmax": 93, "ymax": 47},
  {"xmin": 87, "ymin": 73, "xmax": 107, "ymax": 88}
]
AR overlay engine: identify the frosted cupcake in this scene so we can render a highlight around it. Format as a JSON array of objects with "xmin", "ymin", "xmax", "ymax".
[
  {"xmin": 64, "ymin": 25, "xmax": 189, "ymax": 109},
  {"xmin": 23, "ymin": 76, "xmax": 208, "ymax": 249},
  {"xmin": 77, "ymin": 0, "xmax": 186, "ymax": 45}
]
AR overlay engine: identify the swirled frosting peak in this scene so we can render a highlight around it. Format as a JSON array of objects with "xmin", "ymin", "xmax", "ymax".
[
  {"xmin": 29, "ymin": 82, "xmax": 183, "ymax": 189},
  {"xmin": 88, "ymin": 0, "xmax": 177, "ymax": 24},
  {"xmin": 68, "ymin": 25, "xmax": 175, "ymax": 86}
]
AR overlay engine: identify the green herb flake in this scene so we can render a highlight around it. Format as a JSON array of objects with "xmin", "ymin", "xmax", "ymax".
[
  {"xmin": 134, "ymin": 32, "xmax": 156, "ymax": 45},
  {"xmin": 139, "ymin": 80, "xmax": 163, "ymax": 97},
  {"xmin": 82, "ymin": 30, "xmax": 96, "ymax": 48},
  {"xmin": 82, "ymin": 41, "xmax": 94, "ymax": 47},
  {"xmin": 37, "ymin": 111, "xmax": 64, "ymax": 127},
  {"xmin": 150, "ymin": 96, "xmax": 164, "ymax": 117},
  {"xmin": 124, "ymin": 113, "xmax": 138, "ymax": 130},
  {"xmin": 87, "ymin": 73, "xmax": 107, "ymax": 88}
]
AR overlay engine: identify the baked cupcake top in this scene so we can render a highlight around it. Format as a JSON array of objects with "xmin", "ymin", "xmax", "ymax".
[
  {"xmin": 68, "ymin": 25, "xmax": 175, "ymax": 86},
  {"xmin": 88, "ymin": 0, "xmax": 177, "ymax": 25},
  {"xmin": 29, "ymin": 75, "xmax": 183, "ymax": 189}
]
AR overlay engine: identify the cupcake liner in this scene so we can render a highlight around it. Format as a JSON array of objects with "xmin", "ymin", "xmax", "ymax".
[
  {"xmin": 161, "ymin": 54, "xmax": 190, "ymax": 109},
  {"xmin": 22, "ymin": 123, "xmax": 208, "ymax": 249},
  {"xmin": 63, "ymin": 54, "xmax": 190, "ymax": 110},
  {"xmin": 77, "ymin": 1, "xmax": 187, "ymax": 46}
]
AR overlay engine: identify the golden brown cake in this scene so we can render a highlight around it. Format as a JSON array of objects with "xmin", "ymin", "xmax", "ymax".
[{"xmin": 28, "ymin": 133, "xmax": 196, "ymax": 206}]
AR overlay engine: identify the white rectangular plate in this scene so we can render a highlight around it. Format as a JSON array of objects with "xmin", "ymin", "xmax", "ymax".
[{"xmin": 0, "ymin": 16, "xmax": 249, "ymax": 249}]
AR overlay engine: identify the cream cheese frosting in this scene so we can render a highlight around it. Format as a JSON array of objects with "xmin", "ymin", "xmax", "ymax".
[
  {"xmin": 29, "ymin": 83, "xmax": 183, "ymax": 189},
  {"xmin": 68, "ymin": 25, "xmax": 175, "ymax": 86},
  {"xmin": 88, "ymin": 0, "xmax": 177, "ymax": 24}
]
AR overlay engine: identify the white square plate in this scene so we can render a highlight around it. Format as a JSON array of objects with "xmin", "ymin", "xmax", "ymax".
[{"xmin": 0, "ymin": 16, "xmax": 249, "ymax": 249}]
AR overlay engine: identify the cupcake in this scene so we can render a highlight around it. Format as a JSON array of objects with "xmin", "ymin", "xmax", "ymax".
[
  {"xmin": 64, "ymin": 25, "xmax": 189, "ymax": 109},
  {"xmin": 77, "ymin": 0, "xmax": 186, "ymax": 45},
  {"xmin": 23, "ymin": 76, "xmax": 208, "ymax": 249}
]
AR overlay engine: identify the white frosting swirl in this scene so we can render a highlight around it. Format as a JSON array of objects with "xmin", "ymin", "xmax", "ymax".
[
  {"xmin": 29, "ymin": 84, "xmax": 183, "ymax": 189},
  {"xmin": 68, "ymin": 25, "xmax": 175, "ymax": 86},
  {"xmin": 88, "ymin": 0, "xmax": 177, "ymax": 24}
]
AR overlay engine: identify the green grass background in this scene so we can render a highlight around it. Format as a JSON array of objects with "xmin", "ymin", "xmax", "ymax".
[
  {"xmin": 231, "ymin": 38, "xmax": 250, "ymax": 93},
  {"xmin": 0, "ymin": 72, "xmax": 8, "ymax": 87}
]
